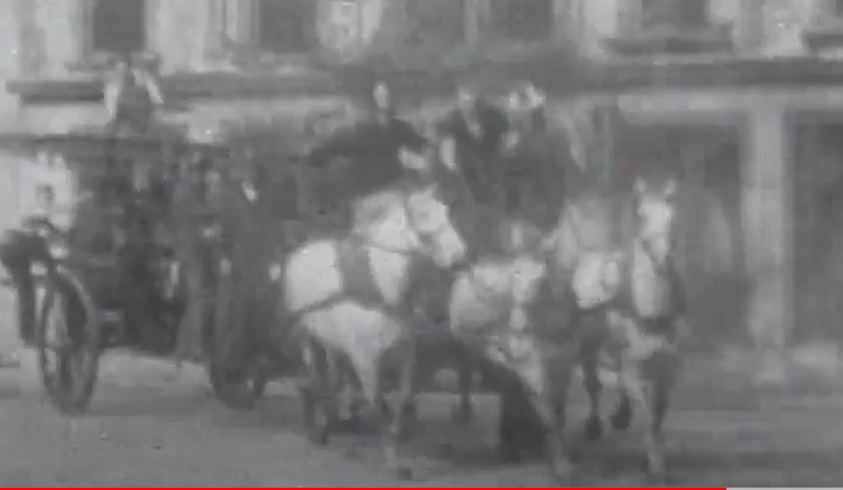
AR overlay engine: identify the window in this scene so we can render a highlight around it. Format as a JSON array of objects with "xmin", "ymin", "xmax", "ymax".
[
  {"xmin": 639, "ymin": 0, "xmax": 709, "ymax": 29},
  {"xmin": 91, "ymin": 0, "xmax": 147, "ymax": 54},
  {"xmin": 253, "ymin": 0, "xmax": 318, "ymax": 54},
  {"xmin": 489, "ymin": 0, "xmax": 554, "ymax": 42},
  {"xmin": 405, "ymin": 0, "xmax": 466, "ymax": 45}
]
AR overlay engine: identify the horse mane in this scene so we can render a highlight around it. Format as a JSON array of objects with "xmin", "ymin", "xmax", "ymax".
[{"xmin": 353, "ymin": 190, "xmax": 403, "ymax": 229}]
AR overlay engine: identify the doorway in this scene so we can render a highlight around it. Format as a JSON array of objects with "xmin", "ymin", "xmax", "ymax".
[{"xmin": 790, "ymin": 117, "xmax": 843, "ymax": 343}]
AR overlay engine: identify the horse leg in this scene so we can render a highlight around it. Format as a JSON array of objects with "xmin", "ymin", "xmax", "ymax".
[
  {"xmin": 511, "ymin": 348, "xmax": 576, "ymax": 484},
  {"xmin": 580, "ymin": 343, "xmax": 604, "ymax": 440},
  {"xmin": 455, "ymin": 354, "xmax": 474, "ymax": 425},
  {"xmin": 497, "ymin": 374, "xmax": 536, "ymax": 462},
  {"xmin": 300, "ymin": 336, "xmax": 337, "ymax": 445},
  {"xmin": 617, "ymin": 356, "xmax": 666, "ymax": 482},
  {"xmin": 609, "ymin": 383, "xmax": 633, "ymax": 432},
  {"xmin": 522, "ymin": 378, "xmax": 575, "ymax": 483},
  {"xmin": 647, "ymin": 348, "xmax": 680, "ymax": 481},
  {"xmin": 350, "ymin": 350, "xmax": 413, "ymax": 480},
  {"xmin": 604, "ymin": 311, "xmax": 633, "ymax": 432},
  {"xmin": 391, "ymin": 337, "xmax": 418, "ymax": 443}
]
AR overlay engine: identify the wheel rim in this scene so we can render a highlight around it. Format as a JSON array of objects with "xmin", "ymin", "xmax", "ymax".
[
  {"xmin": 38, "ymin": 269, "xmax": 100, "ymax": 411},
  {"xmin": 41, "ymin": 290, "xmax": 72, "ymax": 393}
]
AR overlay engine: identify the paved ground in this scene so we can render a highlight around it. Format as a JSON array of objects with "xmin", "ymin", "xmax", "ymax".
[
  {"xmin": 1, "ymin": 275, "xmax": 843, "ymax": 487},
  {"xmin": 2, "ymin": 333, "xmax": 843, "ymax": 487}
]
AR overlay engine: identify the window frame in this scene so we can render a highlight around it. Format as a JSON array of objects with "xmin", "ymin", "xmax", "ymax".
[
  {"xmin": 404, "ymin": 0, "xmax": 468, "ymax": 47},
  {"xmin": 206, "ymin": 0, "xmax": 323, "ymax": 66},
  {"xmin": 250, "ymin": 0, "xmax": 320, "ymax": 55},
  {"xmin": 73, "ymin": 0, "xmax": 151, "ymax": 69},
  {"xmin": 634, "ymin": 0, "xmax": 711, "ymax": 32},
  {"xmin": 485, "ymin": 0, "xmax": 557, "ymax": 44},
  {"xmin": 801, "ymin": 0, "xmax": 843, "ymax": 52}
]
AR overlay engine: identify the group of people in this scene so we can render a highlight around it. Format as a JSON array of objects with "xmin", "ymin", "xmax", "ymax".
[
  {"xmin": 0, "ymin": 51, "xmax": 584, "ymax": 367},
  {"xmin": 310, "ymin": 79, "xmax": 577, "ymax": 247}
]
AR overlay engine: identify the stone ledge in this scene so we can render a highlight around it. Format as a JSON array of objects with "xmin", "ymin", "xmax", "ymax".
[
  {"xmin": 802, "ymin": 19, "xmax": 843, "ymax": 52},
  {"xmin": 603, "ymin": 23, "xmax": 735, "ymax": 57},
  {"xmin": 12, "ymin": 53, "xmax": 843, "ymax": 106}
]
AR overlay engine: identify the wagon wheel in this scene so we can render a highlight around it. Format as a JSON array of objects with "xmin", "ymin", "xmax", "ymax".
[
  {"xmin": 36, "ymin": 265, "xmax": 101, "ymax": 415},
  {"xmin": 206, "ymin": 260, "xmax": 267, "ymax": 410}
]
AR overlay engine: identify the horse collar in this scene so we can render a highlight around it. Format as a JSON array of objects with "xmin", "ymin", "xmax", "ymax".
[{"xmin": 636, "ymin": 237, "xmax": 670, "ymax": 273}]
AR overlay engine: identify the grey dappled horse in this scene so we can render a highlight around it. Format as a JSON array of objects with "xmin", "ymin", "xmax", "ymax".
[
  {"xmin": 561, "ymin": 176, "xmax": 685, "ymax": 482},
  {"xmin": 446, "ymin": 174, "xmax": 685, "ymax": 482},
  {"xmin": 447, "ymin": 220, "xmax": 577, "ymax": 483},
  {"xmin": 282, "ymin": 182, "xmax": 467, "ymax": 478}
]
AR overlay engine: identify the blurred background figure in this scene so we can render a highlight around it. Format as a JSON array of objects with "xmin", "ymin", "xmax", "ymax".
[
  {"xmin": 104, "ymin": 53, "xmax": 165, "ymax": 135},
  {"xmin": 307, "ymin": 80, "xmax": 429, "ymax": 229}
]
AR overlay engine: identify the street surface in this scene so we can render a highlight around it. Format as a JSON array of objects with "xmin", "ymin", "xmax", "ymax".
[{"xmin": 1, "ymin": 319, "xmax": 843, "ymax": 487}]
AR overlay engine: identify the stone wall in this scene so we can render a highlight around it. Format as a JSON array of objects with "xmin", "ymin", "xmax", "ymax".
[{"xmin": 578, "ymin": 0, "xmax": 827, "ymax": 56}]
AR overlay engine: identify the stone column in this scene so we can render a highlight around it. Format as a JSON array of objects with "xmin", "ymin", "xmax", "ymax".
[
  {"xmin": 15, "ymin": 0, "xmax": 44, "ymax": 77},
  {"xmin": 742, "ymin": 105, "xmax": 792, "ymax": 381},
  {"xmin": 734, "ymin": 0, "xmax": 765, "ymax": 51},
  {"xmin": 464, "ymin": 0, "xmax": 483, "ymax": 46}
]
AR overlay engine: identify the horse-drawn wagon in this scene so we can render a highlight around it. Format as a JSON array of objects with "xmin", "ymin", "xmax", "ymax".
[{"xmin": 0, "ymin": 116, "xmax": 331, "ymax": 414}]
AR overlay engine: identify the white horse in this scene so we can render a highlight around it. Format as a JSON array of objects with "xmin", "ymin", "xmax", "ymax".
[
  {"xmin": 282, "ymin": 182, "xmax": 467, "ymax": 478},
  {"xmin": 444, "ymin": 176, "xmax": 685, "ymax": 482},
  {"xmin": 446, "ymin": 218, "xmax": 577, "ymax": 483},
  {"xmin": 563, "ymin": 176, "xmax": 685, "ymax": 482}
]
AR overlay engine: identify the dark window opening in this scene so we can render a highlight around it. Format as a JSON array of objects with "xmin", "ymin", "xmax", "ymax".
[
  {"xmin": 255, "ymin": 0, "xmax": 318, "ymax": 53},
  {"xmin": 640, "ymin": 0, "xmax": 709, "ymax": 29},
  {"xmin": 92, "ymin": 0, "xmax": 146, "ymax": 54},
  {"xmin": 405, "ymin": 0, "xmax": 466, "ymax": 45},
  {"xmin": 489, "ymin": 0, "xmax": 554, "ymax": 42}
]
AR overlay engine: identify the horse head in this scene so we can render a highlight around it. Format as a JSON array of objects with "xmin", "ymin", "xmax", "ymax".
[
  {"xmin": 633, "ymin": 176, "xmax": 678, "ymax": 267},
  {"xmin": 363, "ymin": 183, "xmax": 467, "ymax": 269}
]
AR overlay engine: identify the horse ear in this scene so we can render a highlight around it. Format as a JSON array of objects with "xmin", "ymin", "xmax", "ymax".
[
  {"xmin": 663, "ymin": 178, "xmax": 678, "ymax": 198},
  {"xmin": 634, "ymin": 177, "xmax": 647, "ymax": 196}
]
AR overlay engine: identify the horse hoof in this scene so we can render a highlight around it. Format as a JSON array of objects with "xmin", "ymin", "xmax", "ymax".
[
  {"xmin": 549, "ymin": 459, "xmax": 576, "ymax": 485},
  {"xmin": 646, "ymin": 469, "xmax": 667, "ymax": 485},
  {"xmin": 393, "ymin": 465, "xmax": 414, "ymax": 481},
  {"xmin": 646, "ymin": 458, "xmax": 667, "ymax": 483},
  {"xmin": 499, "ymin": 441, "xmax": 523, "ymax": 463},
  {"xmin": 583, "ymin": 417, "xmax": 603, "ymax": 441},
  {"xmin": 449, "ymin": 405, "xmax": 472, "ymax": 426},
  {"xmin": 610, "ymin": 406, "xmax": 632, "ymax": 431},
  {"xmin": 404, "ymin": 403, "xmax": 419, "ymax": 424},
  {"xmin": 307, "ymin": 425, "xmax": 330, "ymax": 446},
  {"xmin": 307, "ymin": 410, "xmax": 332, "ymax": 446}
]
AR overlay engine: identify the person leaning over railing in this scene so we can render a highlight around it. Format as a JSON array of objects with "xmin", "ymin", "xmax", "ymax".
[{"xmin": 306, "ymin": 81, "xmax": 430, "ymax": 230}]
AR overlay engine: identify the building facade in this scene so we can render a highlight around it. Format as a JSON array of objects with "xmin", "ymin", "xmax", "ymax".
[{"xmin": 4, "ymin": 0, "xmax": 843, "ymax": 351}]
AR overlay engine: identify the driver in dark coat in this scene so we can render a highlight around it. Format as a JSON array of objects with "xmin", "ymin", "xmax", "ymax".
[
  {"xmin": 499, "ymin": 83, "xmax": 570, "ymax": 231},
  {"xmin": 104, "ymin": 54, "xmax": 165, "ymax": 136},
  {"xmin": 308, "ymin": 81, "xmax": 429, "ymax": 228},
  {"xmin": 436, "ymin": 85, "xmax": 510, "ymax": 257}
]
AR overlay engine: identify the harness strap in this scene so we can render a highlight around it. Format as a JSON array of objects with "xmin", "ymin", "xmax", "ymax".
[
  {"xmin": 612, "ymin": 239, "xmax": 685, "ymax": 337},
  {"xmin": 336, "ymin": 236, "xmax": 384, "ymax": 308}
]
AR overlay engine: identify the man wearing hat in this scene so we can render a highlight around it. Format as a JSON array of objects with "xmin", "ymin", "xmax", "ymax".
[
  {"xmin": 435, "ymin": 84, "xmax": 511, "ymax": 256},
  {"xmin": 500, "ymin": 82, "xmax": 572, "ymax": 231},
  {"xmin": 104, "ymin": 53, "xmax": 165, "ymax": 135}
]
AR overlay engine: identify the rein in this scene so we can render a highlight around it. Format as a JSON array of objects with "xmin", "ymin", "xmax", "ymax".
[{"xmin": 286, "ymin": 191, "xmax": 454, "ymax": 320}]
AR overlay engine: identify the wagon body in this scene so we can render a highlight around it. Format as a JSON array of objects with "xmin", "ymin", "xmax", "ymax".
[
  {"xmin": 0, "ymin": 124, "xmax": 249, "ymax": 412},
  {"xmin": 0, "ymin": 106, "xmax": 360, "ymax": 414}
]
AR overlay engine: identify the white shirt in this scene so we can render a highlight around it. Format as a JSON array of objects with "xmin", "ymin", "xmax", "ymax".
[{"xmin": 22, "ymin": 152, "xmax": 77, "ymax": 229}]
